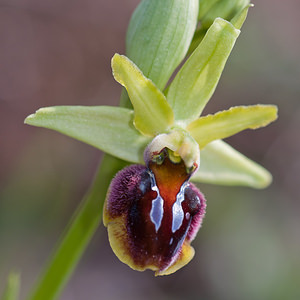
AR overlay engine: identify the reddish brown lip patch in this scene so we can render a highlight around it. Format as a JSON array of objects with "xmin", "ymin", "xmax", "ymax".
[{"xmin": 103, "ymin": 152, "xmax": 206, "ymax": 275}]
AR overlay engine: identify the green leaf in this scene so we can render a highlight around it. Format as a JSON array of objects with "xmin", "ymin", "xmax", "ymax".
[
  {"xmin": 167, "ymin": 18, "xmax": 240, "ymax": 124},
  {"xmin": 126, "ymin": 0, "xmax": 199, "ymax": 91},
  {"xmin": 1, "ymin": 272, "xmax": 20, "ymax": 300},
  {"xmin": 26, "ymin": 154, "xmax": 128, "ymax": 300},
  {"xmin": 187, "ymin": 105, "xmax": 278, "ymax": 149},
  {"xmin": 25, "ymin": 105, "xmax": 150, "ymax": 164},
  {"xmin": 112, "ymin": 54, "xmax": 174, "ymax": 136},
  {"xmin": 192, "ymin": 140, "xmax": 272, "ymax": 189}
]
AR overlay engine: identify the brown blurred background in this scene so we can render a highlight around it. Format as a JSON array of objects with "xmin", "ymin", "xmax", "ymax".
[{"xmin": 0, "ymin": 0, "xmax": 299, "ymax": 299}]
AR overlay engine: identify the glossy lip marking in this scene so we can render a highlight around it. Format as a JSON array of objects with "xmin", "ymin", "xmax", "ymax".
[
  {"xmin": 149, "ymin": 171, "xmax": 164, "ymax": 232},
  {"xmin": 171, "ymin": 182, "xmax": 187, "ymax": 233}
]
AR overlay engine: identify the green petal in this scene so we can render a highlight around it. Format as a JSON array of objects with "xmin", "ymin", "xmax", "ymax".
[
  {"xmin": 167, "ymin": 18, "xmax": 240, "ymax": 124},
  {"xmin": 192, "ymin": 140, "xmax": 272, "ymax": 189},
  {"xmin": 25, "ymin": 106, "xmax": 150, "ymax": 164},
  {"xmin": 126, "ymin": 0, "xmax": 198, "ymax": 91},
  {"xmin": 231, "ymin": 4, "xmax": 253, "ymax": 30},
  {"xmin": 112, "ymin": 54, "xmax": 174, "ymax": 136},
  {"xmin": 187, "ymin": 105, "xmax": 278, "ymax": 149}
]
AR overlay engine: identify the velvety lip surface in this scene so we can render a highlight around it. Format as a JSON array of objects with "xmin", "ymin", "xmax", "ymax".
[{"xmin": 104, "ymin": 150, "xmax": 206, "ymax": 275}]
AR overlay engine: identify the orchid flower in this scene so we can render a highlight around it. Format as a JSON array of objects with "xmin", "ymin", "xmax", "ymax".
[{"xmin": 24, "ymin": 1, "xmax": 277, "ymax": 277}]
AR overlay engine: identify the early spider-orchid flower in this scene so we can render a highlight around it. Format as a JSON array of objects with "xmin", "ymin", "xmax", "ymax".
[
  {"xmin": 103, "ymin": 130, "xmax": 206, "ymax": 275},
  {"xmin": 101, "ymin": 53, "xmax": 277, "ymax": 275},
  {"xmin": 24, "ymin": 4, "xmax": 277, "ymax": 275}
]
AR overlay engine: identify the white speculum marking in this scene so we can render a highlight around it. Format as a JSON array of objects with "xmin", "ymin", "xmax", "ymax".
[
  {"xmin": 149, "ymin": 171, "xmax": 164, "ymax": 232},
  {"xmin": 171, "ymin": 182, "xmax": 187, "ymax": 233}
]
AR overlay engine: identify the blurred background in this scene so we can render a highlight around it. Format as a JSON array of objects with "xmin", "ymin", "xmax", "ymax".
[{"xmin": 0, "ymin": 0, "xmax": 299, "ymax": 299}]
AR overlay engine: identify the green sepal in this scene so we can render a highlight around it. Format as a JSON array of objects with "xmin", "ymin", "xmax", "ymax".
[
  {"xmin": 126, "ymin": 0, "xmax": 199, "ymax": 91},
  {"xmin": 112, "ymin": 54, "xmax": 174, "ymax": 136},
  {"xmin": 192, "ymin": 140, "xmax": 272, "ymax": 189},
  {"xmin": 199, "ymin": 0, "xmax": 250, "ymax": 28},
  {"xmin": 24, "ymin": 106, "xmax": 150, "ymax": 164},
  {"xmin": 187, "ymin": 105, "xmax": 278, "ymax": 149},
  {"xmin": 167, "ymin": 18, "xmax": 240, "ymax": 124},
  {"xmin": 198, "ymin": 0, "xmax": 219, "ymax": 20}
]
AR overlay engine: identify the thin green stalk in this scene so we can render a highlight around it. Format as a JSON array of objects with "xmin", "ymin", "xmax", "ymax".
[
  {"xmin": 1, "ymin": 272, "xmax": 20, "ymax": 300},
  {"xmin": 27, "ymin": 154, "xmax": 127, "ymax": 300}
]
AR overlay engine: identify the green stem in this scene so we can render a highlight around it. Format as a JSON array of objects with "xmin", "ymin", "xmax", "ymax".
[
  {"xmin": 27, "ymin": 154, "xmax": 127, "ymax": 300},
  {"xmin": 1, "ymin": 272, "xmax": 20, "ymax": 300}
]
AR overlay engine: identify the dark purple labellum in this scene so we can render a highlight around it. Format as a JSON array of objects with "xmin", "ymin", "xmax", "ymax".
[{"xmin": 104, "ymin": 149, "xmax": 206, "ymax": 275}]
